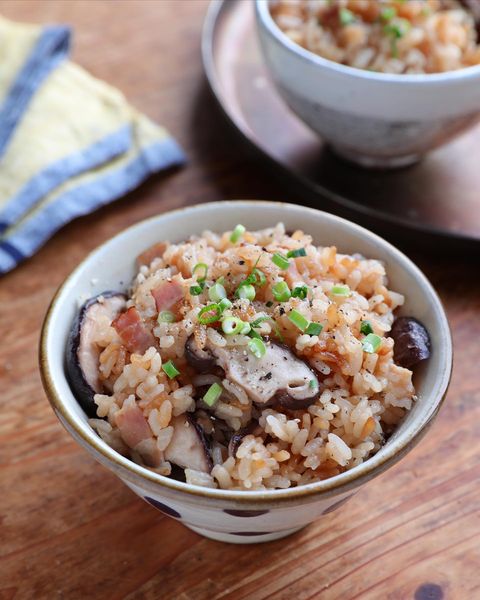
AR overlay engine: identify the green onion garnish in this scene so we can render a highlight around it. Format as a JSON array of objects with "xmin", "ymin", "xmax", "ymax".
[
  {"xmin": 236, "ymin": 284, "xmax": 255, "ymax": 301},
  {"xmin": 252, "ymin": 268, "xmax": 267, "ymax": 286},
  {"xmin": 241, "ymin": 321, "xmax": 251, "ymax": 335},
  {"xmin": 198, "ymin": 304, "xmax": 221, "ymax": 324},
  {"xmin": 384, "ymin": 18, "xmax": 411, "ymax": 39},
  {"xmin": 216, "ymin": 276, "xmax": 225, "ymax": 286},
  {"xmin": 286, "ymin": 248, "xmax": 306, "ymax": 258},
  {"xmin": 360, "ymin": 320, "xmax": 373, "ymax": 335},
  {"xmin": 305, "ymin": 322, "xmax": 323, "ymax": 336},
  {"xmin": 193, "ymin": 263, "xmax": 208, "ymax": 282},
  {"xmin": 380, "ymin": 7, "xmax": 396, "ymax": 21},
  {"xmin": 288, "ymin": 309, "xmax": 309, "ymax": 332},
  {"xmin": 331, "ymin": 284, "xmax": 351, "ymax": 297},
  {"xmin": 248, "ymin": 337, "xmax": 267, "ymax": 358},
  {"xmin": 339, "ymin": 7, "xmax": 355, "ymax": 26},
  {"xmin": 251, "ymin": 315, "xmax": 270, "ymax": 328},
  {"xmin": 230, "ymin": 224, "xmax": 245, "ymax": 244},
  {"xmin": 209, "ymin": 282, "xmax": 227, "ymax": 302},
  {"xmin": 218, "ymin": 298, "xmax": 232, "ymax": 312},
  {"xmin": 203, "ymin": 382, "xmax": 223, "ymax": 407},
  {"xmin": 291, "ymin": 285, "xmax": 308, "ymax": 300},
  {"xmin": 362, "ymin": 333, "xmax": 382, "ymax": 354},
  {"xmin": 271, "ymin": 253, "xmax": 290, "ymax": 270},
  {"xmin": 222, "ymin": 316, "xmax": 244, "ymax": 335},
  {"xmin": 248, "ymin": 329, "xmax": 262, "ymax": 340},
  {"xmin": 162, "ymin": 360, "xmax": 180, "ymax": 379},
  {"xmin": 309, "ymin": 378, "xmax": 318, "ymax": 389},
  {"xmin": 272, "ymin": 281, "xmax": 291, "ymax": 302},
  {"xmin": 190, "ymin": 283, "xmax": 204, "ymax": 296},
  {"xmin": 158, "ymin": 310, "xmax": 175, "ymax": 323}
]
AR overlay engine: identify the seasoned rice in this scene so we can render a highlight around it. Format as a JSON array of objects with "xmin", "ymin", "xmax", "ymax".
[
  {"xmin": 84, "ymin": 223, "xmax": 419, "ymax": 490},
  {"xmin": 270, "ymin": 0, "xmax": 480, "ymax": 74}
]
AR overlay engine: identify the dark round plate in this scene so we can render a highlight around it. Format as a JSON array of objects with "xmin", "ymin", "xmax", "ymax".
[{"xmin": 202, "ymin": 0, "xmax": 480, "ymax": 252}]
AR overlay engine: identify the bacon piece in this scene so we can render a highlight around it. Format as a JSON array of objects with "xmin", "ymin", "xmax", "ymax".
[
  {"xmin": 151, "ymin": 280, "xmax": 184, "ymax": 313},
  {"xmin": 115, "ymin": 402, "xmax": 152, "ymax": 448},
  {"xmin": 112, "ymin": 307, "xmax": 155, "ymax": 354},
  {"xmin": 137, "ymin": 241, "xmax": 168, "ymax": 267}
]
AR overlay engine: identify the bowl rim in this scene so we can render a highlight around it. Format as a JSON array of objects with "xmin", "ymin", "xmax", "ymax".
[
  {"xmin": 39, "ymin": 200, "xmax": 452, "ymax": 504},
  {"xmin": 256, "ymin": 0, "xmax": 480, "ymax": 84}
]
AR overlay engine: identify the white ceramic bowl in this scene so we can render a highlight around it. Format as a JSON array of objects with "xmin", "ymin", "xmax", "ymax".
[
  {"xmin": 255, "ymin": 0, "xmax": 480, "ymax": 168},
  {"xmin": 40, "ymin": 201, "xmax": 452, "ymax": 544}
]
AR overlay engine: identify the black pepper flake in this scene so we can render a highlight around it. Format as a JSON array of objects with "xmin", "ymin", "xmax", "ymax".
[
  {"xmin": 279, "ymin": 307, "xmax": 285, "ymax": 315},
  {"xmin": 239, "ymin": 260, "xmax": 245, "ymax": 265}
]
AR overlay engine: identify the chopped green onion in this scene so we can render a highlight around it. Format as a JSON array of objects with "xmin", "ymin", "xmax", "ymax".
[
  {"xmin": 286, "ymin": 248, "xmax": 307, "ymax": 258},
  {"xmin": 384, "ymin": 18, "xmax": 411, "ymax": 39},
  {"xmin": 189, "ymin": 283, "xmax": 204, "ymax": 296},
  {"xmin": 362, "ymin": 333, "xmax": 382, "ymax": 354},
  {"xmin": 248, "ymin": 328, "xmax": 262, "ymax": 340},
  {"xmin": 288, "ymin": 309, "xmax": 309, "ymax": 332},
  {"xmin": 339, "ymin": 7, "xmax": 355, "ymax": 26},
  {"xmin": 209, "ymin": 282, "xmax": 227, "ymax": 302},
  {"xmin": 251, "ymin": 315, "xmax": 270, "ymax": 328},
  {"xmin": 230, "ymin": 224, "xmax": 245, "ymax": 244},
  {"xmin": 252, "ymin": 268, "xmax": 267, "ymax": 286},
  {"xmin": 162, "ymin": 360, "xmax": 180, "ymax": 379},
  {"xmin": 158, "ymin": 310, "xmax": 175, "ymax": 323},
  {"xmin": 291, "ymin": 285, "xmax": 308, "ymax": 300},
  {"xmin": 309, "ymin": 378, "xmax": 318, "ymax": 390},
  {"xmin": 305, "ymin": 322, "xmax": 323, "ymax": 336},
  {"xmin": 380, "ymin": 7, "xmax": 396, "ymax": 21},
  {"xmin": 240, "ymin": 321, "xmax": 251, "ymax": 335},
  {"xmin": 203, "ymin": 382, "xmax": 223, "ymax": 407},
  {"xmin": 360, "ymin": 320, "xmax": 373, "ymax": 335},
  {"xmin": 216, "ymin": 276, "xmax": 225, "ymax": 286},
  {"xmin": 248, "ymin": 337, "xmax": 267, "ymax": 358},
  {"xmin": 193, "ymin": 263, "xmax": 208, "ymax": 282},
  {"xmin": 331, "ymin": 284, "xmax": 351, "ymax": 297},
  {"xmin": 272, "ymin": 281, "xmax": 291, "ymax": 302},
  {"xmin": 218, "ymin": 298, "xmax": 232, "ymax": 312},
  {"xmin": 198, "ymin": 304, "xmax": 221, "ymax": 324},
  {"xmin": 271, "ymin": 252, "xmax": 290, "ymax": 270},
  {"xmin": 236, "ymin": 284, "xmax": 255, "ymax": 301},
  {"xmin": 222, "ymin": 316, "xmax": 244, "ymax": 335}
]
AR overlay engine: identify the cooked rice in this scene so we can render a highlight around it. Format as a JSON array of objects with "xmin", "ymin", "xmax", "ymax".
[
  {"xmin": 270, "ymin": 0, "xmax": 480, "ymax": 74},
  {"xmin": 87, "ymin": 223, "xmax": 416, "ymax": 490}
]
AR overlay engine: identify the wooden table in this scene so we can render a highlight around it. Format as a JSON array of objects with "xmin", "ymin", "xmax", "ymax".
[{"xmin": 1, "ymin": 2, "xmax": 479, "ymax": 598}]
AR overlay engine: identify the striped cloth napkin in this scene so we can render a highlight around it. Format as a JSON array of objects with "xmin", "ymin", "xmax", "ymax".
[{"xmin": 0, "ymin": 16, "xmax": 185, "ymax": 275}]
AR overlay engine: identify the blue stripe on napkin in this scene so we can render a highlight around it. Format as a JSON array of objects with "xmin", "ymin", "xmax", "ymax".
[
  {"xmin": 0, "ymin": 137, "xmax": 185, "ymax": 275},
  {"xmin": 0, "ymin": 124, "xmax": 131, "ymax": 234},
  {"xmin": 0, "ymin": 24, "xmax": 70, "ymax": 157}
]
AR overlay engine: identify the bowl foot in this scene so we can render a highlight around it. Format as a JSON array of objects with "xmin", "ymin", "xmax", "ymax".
[
  {"xmin": 331, "ymin": 145, "xmax": 421, "ymax": 169},
  {"xmin": 184, "ymin": 523, "xmax": 306, "ymax": 544}
]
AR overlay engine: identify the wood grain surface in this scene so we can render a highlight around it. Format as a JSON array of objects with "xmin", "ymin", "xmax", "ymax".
[{"xmin": 0, "ymin": 2, "xmax": 479, "ymax": 599}]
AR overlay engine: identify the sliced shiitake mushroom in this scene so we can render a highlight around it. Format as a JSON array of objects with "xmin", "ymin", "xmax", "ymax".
[
  {"xmin": 391, "ymin": 316, "xmax": 431, "ymax": 369},
  {"xmin": 185, "ymin": 335, "xmax": 216, "ymax": 373},
  {"xmin": 185, "ymin": 337, "xmax": 321, "ymax": 409},
  {"xmin": 228, "ymin": 422, "xmax": 260, "ymax": 458},
  {"xmin": 66, "ymin": 292, "xmax": 126, "ymax": 416},
  {"xmin": 164, "ymin": 414, "xmax": 213, "ymax": 473}
]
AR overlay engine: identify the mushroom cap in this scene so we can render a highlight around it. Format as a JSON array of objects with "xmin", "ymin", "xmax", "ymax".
[
  {"xmin": 164, "ymin": 414, "xmax": 213, "ymax": 473},
  {"xmin": 391, "ymin": 316, "xmax": 431, "ymax": 369},
  {"xmin": 66, "ymin": 292, "xmax": 126, "ymax": 416}
]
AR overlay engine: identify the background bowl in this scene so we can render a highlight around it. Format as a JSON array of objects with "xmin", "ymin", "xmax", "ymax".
[
  {"xmin": 255, "ymin": 0, "xmax": 480, "ymax": 168},
  {"xmin": 40, "ymin": 201, "xmax": 452, "ymax": 543}
]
